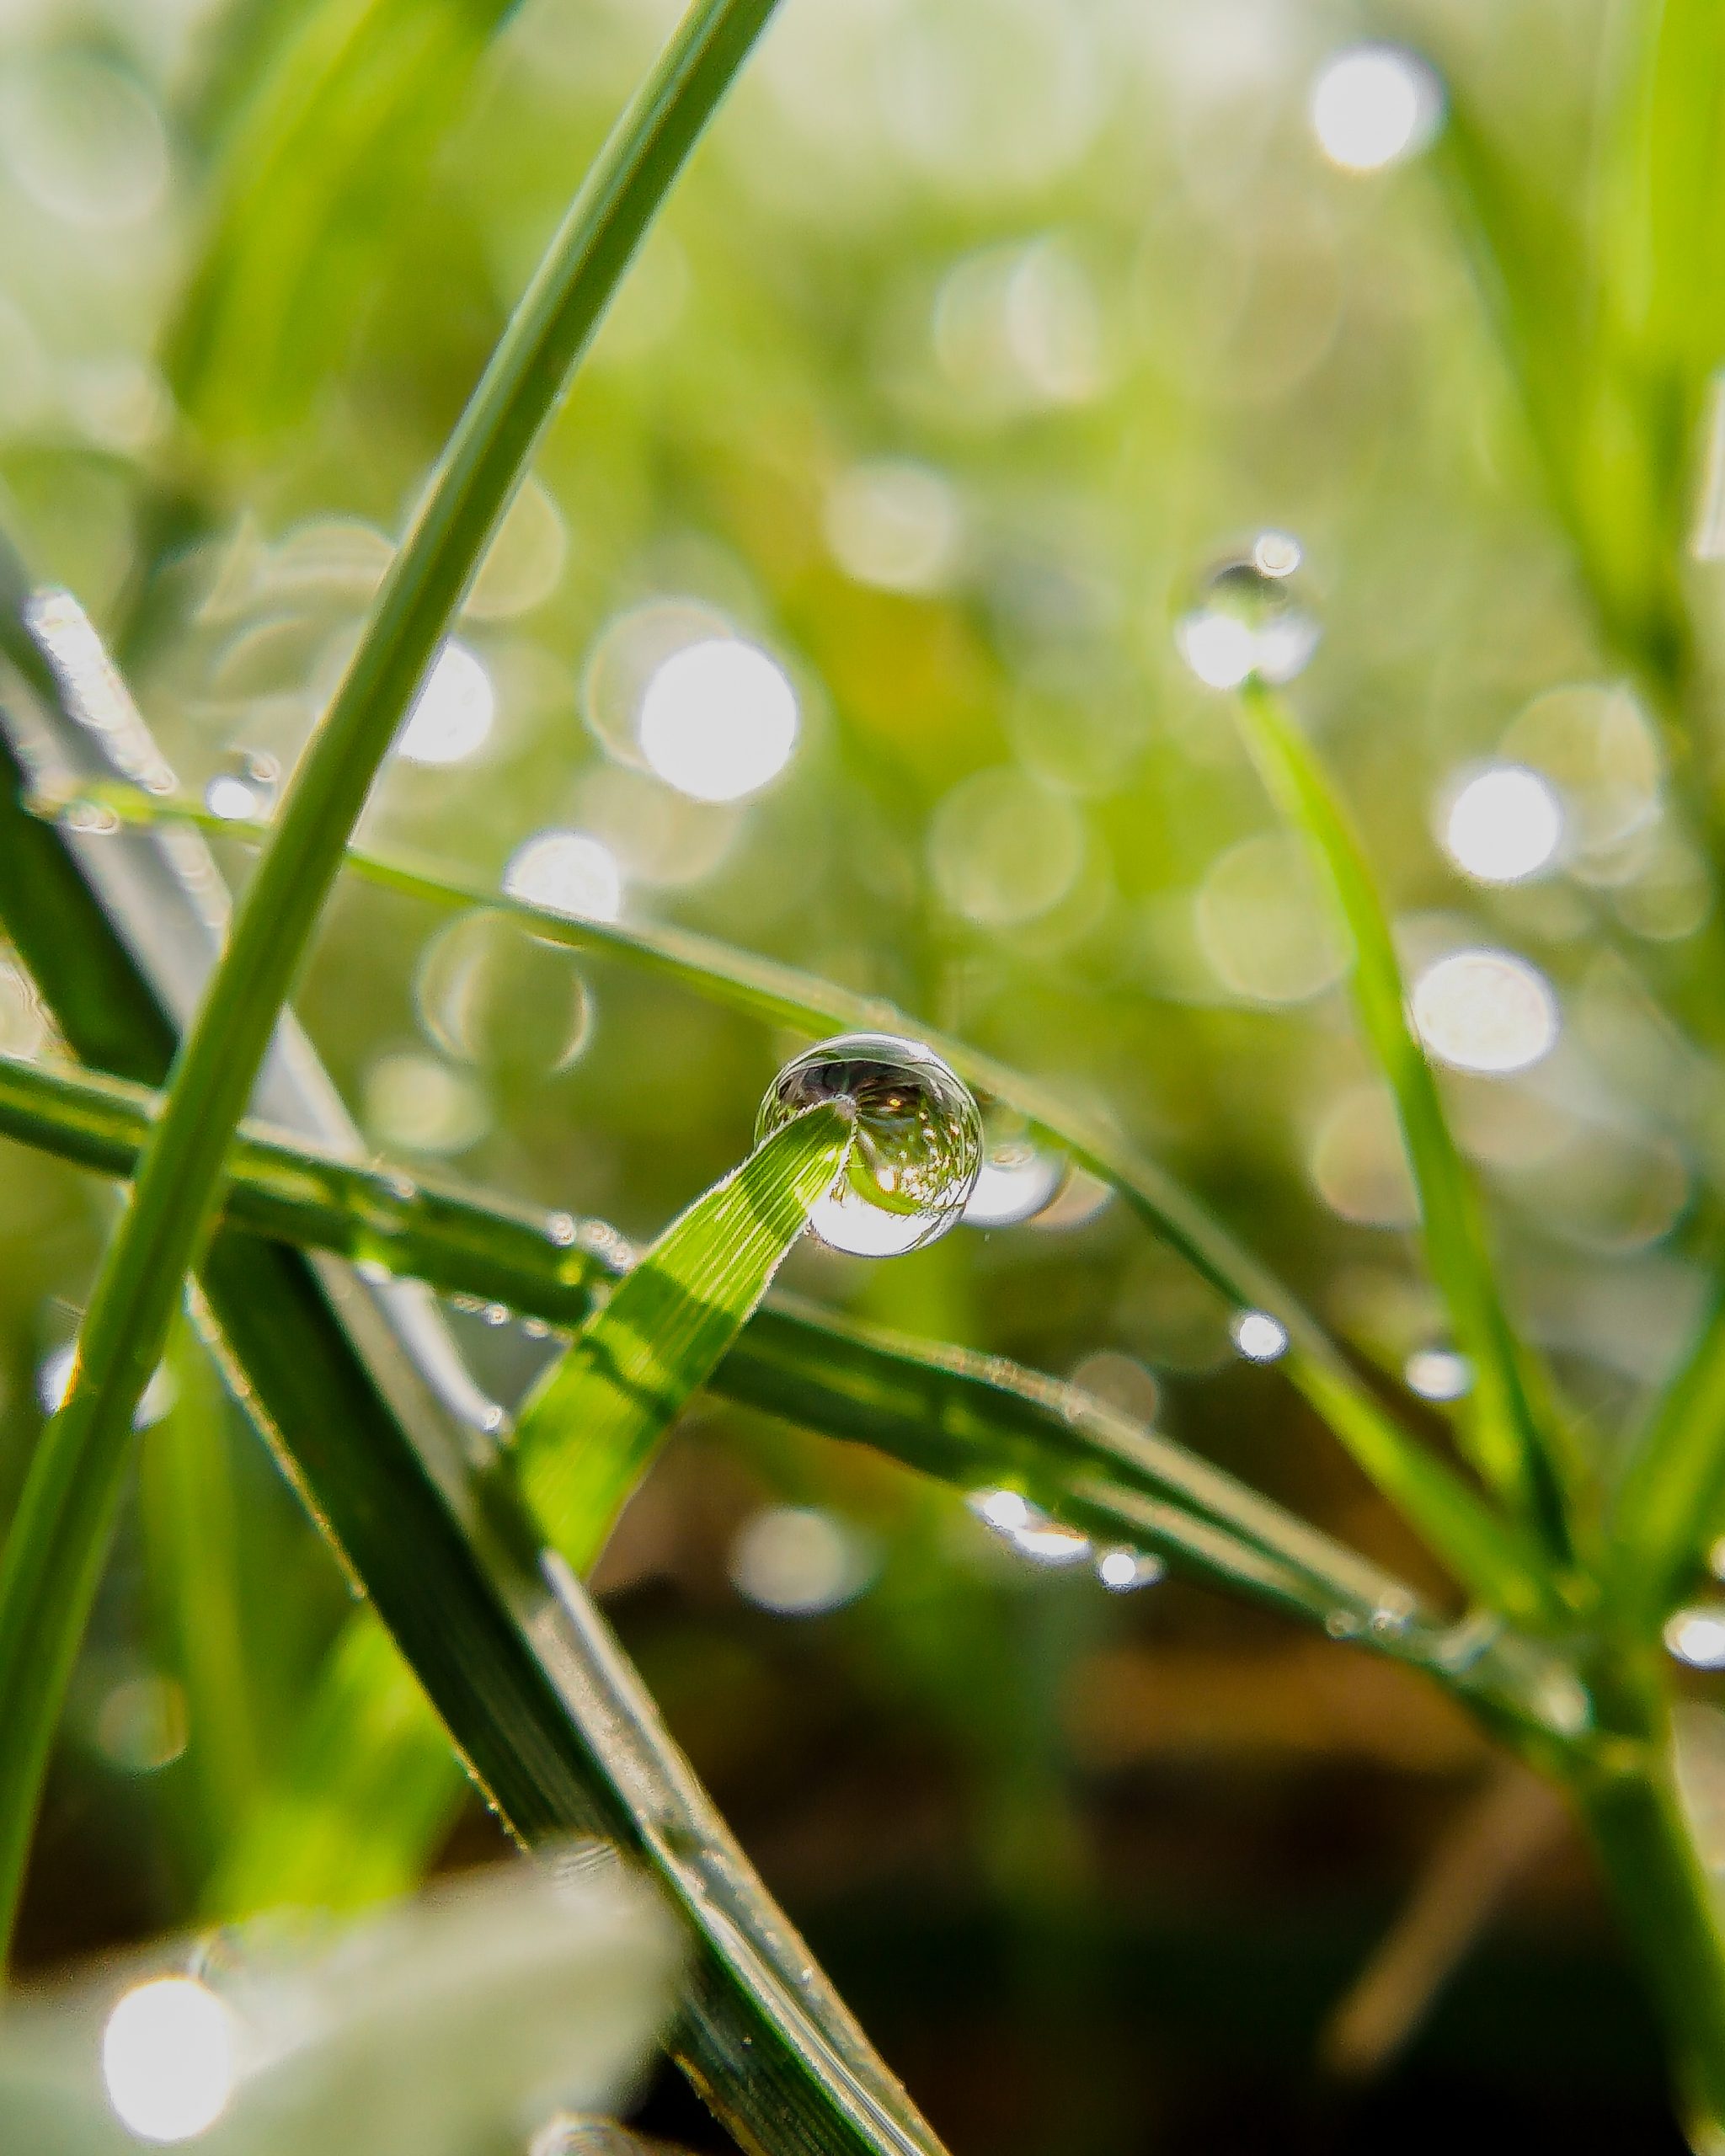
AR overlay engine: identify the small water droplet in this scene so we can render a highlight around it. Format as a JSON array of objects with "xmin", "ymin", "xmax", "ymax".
[
  {"xmin": 1325, "ymin": 1610, "xmax": 1364, "ymax": 1639},
  {"xmin": 547, "ymin": 1210, "xmax": 579, "ymax": 1246},
  {"xmin": 1174, "ymin": 537, "xmax": 1319, "ymax": 689},
  {"xmin": 963, "ymin": 1116, "xmax": 1067, "ymax": 1228},
  {"xmin": 482, "ymin": 1301, "xmax": 510, "ymax": 1326},
  {"xmin": 1097, "ymin": 1546, "xmax": 1166, "ymax": 1593},
  {"xmin": 60, "ymin": 798, "xmax": 120, "ymax": 836},
  {"xmin": 203, "ymin": 750, "xmax": 279, "ymax": 824},
  {"xmin": 1368, "ymin": 1588, "xmax": 1417, "ymax": 1636},
  {"xmin": 1231, "ymin": 1309, "xmax": 1290, "ymax": 1362},
  {"xmin": 757, "ymin": 1033, "xmax": 982, "ymax": 1257}
]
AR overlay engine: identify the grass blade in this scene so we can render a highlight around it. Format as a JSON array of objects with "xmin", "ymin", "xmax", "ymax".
[
  {"xmin": 73, "ymin": 783, "xmax": 1553, "ymax": 1622},
  {"xmin": 0, "ymin": 0, "xmax": 787, "ymax": 1967},
  {"xmin": 1608, "ymin": 1284, "xmax": 1725, "ymax": 1624},
  {"xmin": 516, "ymin": 1103, "xmax": 855, "ymax": 1564},
  {"xmin": 0, "ymin": 721, "xmax": 950, "ymax": 2156},
  {"xmin": 0, "ymin": 1045, "xmax": 1581, "ymax": 1739},
  {"xmin": 1231, "ymin": 680, "xmax": 1575, "ymax": 1572},
  {"xmin": 166, "ymin": 0, "xmax": 524, "ymax": 449},
  {"xmin": 138, "ymin": 1312, "xmax": 263, "ymax": 1874}
]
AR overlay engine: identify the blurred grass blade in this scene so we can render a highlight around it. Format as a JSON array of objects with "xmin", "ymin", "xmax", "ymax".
[
  {"xmin": 0, "ymin": 1860, "xmax": 680, "ymax": 2155},
  {"xmin": 1609, "ymin": 1284, "xmax": 1725, "ymax": 1622},
  {"xmin": 167, "ymin": 0, "xmax": 523, "ymax": 448},
  {"xmin": 0, "ymin": 1045, "xmax": 1581, "ymax": 1737},
  {"xmin": 206, "ymin": 1614, "xmax": 461, "ymax": 1918},
  {"xmin": 0, "ymin": 711, "xmax": 952, "ymax": 2148},
  {"xmin": 139, "ymin": 1310, "xmax": 262, "ymax": 1874},
  {"xmin": 0, "ymin": 0, "xmax": 789, "ymax": 1973},
  {"xmin": 516, "ymin": 1102, "xmax": 854, "ymax": 1564},
  {"xmin": 67, "ymin": 783, "xmax": 1551, "ymax": 1622},
  {"xmin": 1231, "ymin": 680, "xmax": 1573, "ymax": 1568}
]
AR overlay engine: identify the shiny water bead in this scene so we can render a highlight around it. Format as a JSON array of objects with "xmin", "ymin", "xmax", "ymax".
[
  {"xmin": 757, "ymin": 1033, "xmax": 982, "ymax": 1256},
  {"xmin": 1174, "ymin": 535, "xmax": 1320, "ymax": 689}
]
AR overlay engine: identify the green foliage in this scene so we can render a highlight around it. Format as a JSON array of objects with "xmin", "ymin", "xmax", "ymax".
[{"xmin": 9, "ymin": 0, "xmax": 1725, "ymax": 2148}]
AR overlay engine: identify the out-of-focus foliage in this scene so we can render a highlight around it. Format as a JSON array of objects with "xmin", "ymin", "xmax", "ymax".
[{"xmin": 4, "ymin": 0, "xmax": 1725, "ymax": 2145}]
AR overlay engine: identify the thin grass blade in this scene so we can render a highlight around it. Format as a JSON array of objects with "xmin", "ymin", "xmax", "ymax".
[
  {"xmin": 81, "ymin": 782, "xmax": 1553, "ymax": 1620},
  {"xmin": 138, "ymin": 1311, "xmax": 263, "ymax": 1873},
  {"xmin": 1608, "ymin": 1285, "xmax": 1725, "ymax": 1623},
  {"xmin": 0, "ymin": 691, "xmax": 951, "ymax": 2152},
  {"xmin": 1231, "ymin": 680, "xmax": 1574, "ymax": 1571},
  {"xmin": 0, "ymin": 1045, "xmax": 1581, "ymax": 1738}
]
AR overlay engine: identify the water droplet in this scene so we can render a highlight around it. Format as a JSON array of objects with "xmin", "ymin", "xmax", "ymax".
[
  {"xmin": 1668, "ymin": 1606, "xmax": 1725, "ymax": 1668},
  {"xmin": 1369, "ymin": 1588, "xmax": 1417, "ymax": 1636},
  {"xmin": 60, "ymin": 798, "xmax": 120, "ymax": 836},
  {"xmin": 1097, "ymin": 1546, "xmax": 1165, "ymax": 1593},
  {"xmin": 963, "ymin": 1122, "xmax": 1067, "ymax": 1227},
  {"xmin": 967, "ymin": 1487, "xmax": 1091, "ymax": 1567},
  {"xmin": 546, "ymin": 1210, "xmax": 579, "ymax": 1246},
  {"xmin": 1325, "ymin": 1610, "xmax": 1363, "ymax": 1639},
  {"xmin": 757, "ymin": 1033, "xmax": 982, "ymax": 1257},
  {"xmin": 1174, "ymin": 538, "xmax": 1319, "ymax": 689},
  {"xmin": 1231, "ymin": 1309, "xmax": 1290, "ymax": 1362},
  {"xmin": 1405, "ymin": 1347, "xmax": 1471, "ymax": 1401},
  {"xmin": 203, "ymin": 750, "xmax": 280, "ymax": 825}
]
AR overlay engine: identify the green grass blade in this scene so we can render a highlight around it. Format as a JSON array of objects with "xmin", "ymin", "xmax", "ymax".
[
  {"xmin": 0, "ymin": 1046, "xmax": 1580, "ymax": 1734},
  {"xmin": 73, "ymin": 783, "xmax": 1551, "ymax": 1621},
  {"xmin": 1608, "ymin": 1285, "xmax": 1725, "ymax": 1624},
  {"xmin": 0, "ymin": 728, "xmax": 950, "ymax": 2156},
  {"xmin": 0, "ymin": 0, "xmax": 785, "ymax": 1968},
  {"xmin": 517, "ymin": 1104, "xmax": 855, "ymax": 1566},
  {"xmin": 206, "ymin": 1613, "xmax": 458, "ymax": 1917},
  {"xmin": 1231, "ymin": 681, "xmax": 1573, "ymax": 1570},
  {"xmin": 166, "ymin": 0, "xmax": 523, "ymax": 447},
  {"xmin": 138, "ymin": 1311, "xmax": 262, "ymax": 1873}
]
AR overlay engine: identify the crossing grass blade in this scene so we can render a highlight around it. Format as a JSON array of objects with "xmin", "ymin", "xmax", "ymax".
[
  {"xmin": 0, "ymin": 1045, "xmax": 1581, "ymax": 1744},
  {"xmin": 1229, "ymin": 680, "xmax": 1575, "ymax": 1575},
  {"xmin": 0, "ymin": 0, "xmax": 793, "ymax": 1975},
  {"xmin": 515, "ymin": 1102, "xmax": 856, "ymax": 1564},
  {"xmin": 0, "ymin": 707, "xmax": 954, "ymax": 2156},
  {"xmin": 71, "ymin": 782, "xmax": 1552, "ymax": 1622}
]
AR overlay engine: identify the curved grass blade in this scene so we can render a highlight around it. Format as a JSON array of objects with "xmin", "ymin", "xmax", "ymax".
[
  {"xmin": 0, "ymin": 0, "xmax": 789, "ymax": 1969},
  {"xmin": 0, "ymin": 730, "xmax": 950, "ymax": 2156},
  {"xmin": 0, "ymin": 1046, "xmax": 1580, "ymax": 1740},
  {"xmin": 74, "ymin": 782, "xmax": 1551, "ymax": 1622},
  {"xmin": 1608, "ymin": 1283, "xmax": 1725, "ymax": 1624},
  {"xmin": 516, "ymin": 1103, "xmax": 855, "ymax": 1563},
  {"xmin": 1230, "ymin": 680, "xmax": 1575, "ymax": 1575}
]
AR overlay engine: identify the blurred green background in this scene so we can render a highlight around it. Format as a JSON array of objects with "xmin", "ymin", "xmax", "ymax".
[{"xmin": 0, "ymin": 0, "xmax": 1713, "ymax": 2145}]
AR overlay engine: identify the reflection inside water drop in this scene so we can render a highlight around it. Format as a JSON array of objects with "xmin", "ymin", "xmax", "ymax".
[
  {"xmin": 757, "ymin": 1033, "xmax": 982, "ymax": 1257},
  {"xmin": 1175, "ymin": 536, "xmax": 1319, "ymax": 690},
  {"xmin": 963, "ymin": 1125, "xmax": 1067, "ymax": 1226}
]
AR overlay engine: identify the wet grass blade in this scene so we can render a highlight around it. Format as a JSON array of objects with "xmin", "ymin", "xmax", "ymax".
[
  {"xmin": 0, "ymin": 727, "xmax": 951, "ymax": 2156},
  {"xmin": 0, "ymin": 1046, "xmax": 1578, "ymax": 1735},
  {"xmin": 0, "ymin": 0, "xmax": 788, "ymax": 1970},
  {"xmin": 75, "ymin": 784, "xmax": 1551, "ymax": 1621},
  {"xmin": 515, "ymin": 1104, "xmax": 855, "ymax": 1565},
  {"xmin": 1230, "ymin": 681, "xmax": 1573, "ymax": 1573}
]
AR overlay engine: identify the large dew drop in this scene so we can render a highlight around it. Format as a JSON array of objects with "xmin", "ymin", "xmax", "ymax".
[
  {"xmin": 1174, "ymin": 535, "xmax": 1320, "ymax": 689},
  {"xmin": 757, "ymin": 1033, "xmax": 982, "ymax": 1257}
]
